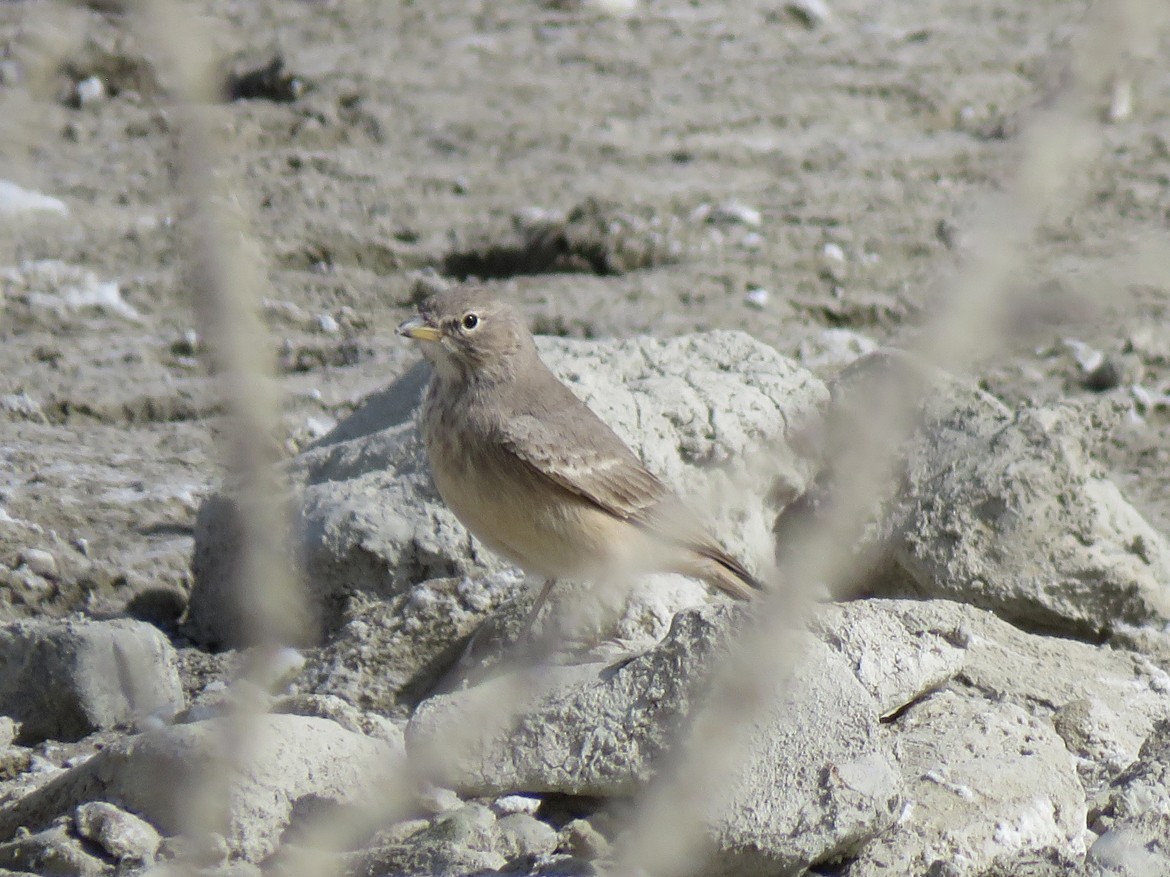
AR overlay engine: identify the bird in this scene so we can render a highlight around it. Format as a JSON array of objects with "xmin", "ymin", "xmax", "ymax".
[{"xmin": 396, "ymin": 287, "xmax": 763, "ymax": 625}]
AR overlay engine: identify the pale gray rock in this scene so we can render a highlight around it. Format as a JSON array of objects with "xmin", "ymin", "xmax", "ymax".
[
  {"xmin": 408, "ymin": 605, "xmax": 739, "ymax": 797},
  {"xmin": 1081, "ymin": 721, "xmax": 1170, "ymax": 875},
  {"xmin": 0, "ymin": 618, "xmax": 184, "ymax": 743},
  {"xmin": 829, "ymin": 599, "xmax": 1170, "ymax": 799},
  {"xmin": 817, "ymin": 352, "xmax": 1170, "ymax": 636},
  {"xmin": 1083, "ymin": 816, "xmax": 1170, "ymax": 876},
  {"xmin": 0, "ymin": 823, "xmax": 109, "ymax": 877},
  {"xmin": 785, "ymin": 0, "xmax": 831, "ymax": 28},
  {"xmin": 270, "ymin": 692, "xmax": 405, "ymax": 749},
  {"xmin": 189, "ymin": 332, "xmax": 828, "ymax": 646},
  {"xmin": 3, "ymin": 260, "xmax": 140, "ymax": 322},
  {"xmin": 0, "ymin": 715, "xmax": 397, "ymax": 863},
  {"xmin": 300, "ymin": 572, "xmax": 526, "ymax": 716},
  {"xmin": 704, "ymin": 637, "xmax": 902, "ymax": 877},
  {"xmin": 977, "ymin": 854, "xmax": 1080, "ymax": 877},
  {"xmin": 147, "ymin": 862, "xmax": 262, "ymax": 877},
  {"xmin": 74, "ymin": 801, "xmax": 160, "ymax": 863},
  {"xmin": 558, "ymin": 818, "xmax": 609, "ymax": 860},
  {"xmin": 439, "ymin": 572, "xmax": 713, "ymax": 693},
  {"xmin": 844, "ymin": 690, "xmax": 1086, "ymax": 876},
  {"xmin": 812, "ymin": 599, "xmax": 966, "ymax": 717},
  {"xmin": 1055, "ymin": 699, "xmax": 1142, "ymax": 795},
  {"xmin": 490, "ymin": 794, "xmax": 542, "ymax": 817},
  {"xmin": 0, "ymin": 180, "xmax": 69, "ymax": 217},
  {"xmin": 409, "ymin": 605, "xmax": 901, "ymax": 877},
  {"xmin": 346, "ymin": 803, "xmax": 507, "ymax": 877},
  {"xmin": 496, "ymin": 812, "xmax": 558, "ymax": 860},
  {"xmin": 155, "ymin": 831, "xmax": 230, "ymax": 868}
]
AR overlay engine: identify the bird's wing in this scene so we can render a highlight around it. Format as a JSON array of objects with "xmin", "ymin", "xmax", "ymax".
[
  {"xmin": 497, "ymin": 383, "xmax": 761, "ymax": 592},
  {"xmin": 499, "ymin": 405, "xmax": 670, "ymax": 524},
  {"xmin": 505, "ymin": 409, "xmax": 767, "ymax": 594}
]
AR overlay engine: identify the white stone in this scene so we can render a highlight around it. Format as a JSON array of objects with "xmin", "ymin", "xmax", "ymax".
[
  {"xmin": 744, "ymin": 287, "xmax": 770, "ymax": 309},
  {"xmin": 19, "ymin": 548, "xmax": 57, "ymax": 577},
  {"xmin": 75, "ymin": 76, "xmax": 106, "ymax": 106},
  {"xmin": 0, "ymin": 181, "xmax": 68, "ymax": 217}
]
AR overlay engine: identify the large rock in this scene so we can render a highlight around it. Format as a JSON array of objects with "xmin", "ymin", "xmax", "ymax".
[
  {"xmin": 437, "ymin": 572, "xmax": 715, "ymax": 693},
  {"xmin": 73, "ymin": 801, "xmax": 161, "ymax": 864},
  {"xmin": 0, "ymin": 715, "xmax": 397, "ymax": 863},
  {"xmin": 819, "ymin": 599, "xmax": 1170, "ymax": 799},
  {"xmin": 704, "ymin": 636, "xmax": 902, "ymax": 877},
  {"xmin": 408, "ymin": 605, "xmax": 902, "ymax": 877},
  {"xmin": 345, "ymin": 803, "xmax": 508, "ymax": 877},
  {"xmin": 300, "ymin": 571, "xmax": 526, "ymax": 717},
  {"xmin": 844, "ymin": 690, "xmax": 1086, "ymax": 876},
  {"xmin": 0, "ymin": 618, "xmax": 184, "ymax": 743},
  {"xmin": 0, "ymin": 823, "xmax": 109, "ymax": 877},
  {"xmin": 189, "ymin": 332, "xmax": 828, "ymax": 646},
  {"xmin": 408, "ymin": 606, "xmax": 738, "ymax": 798},
  {"xmin": 812, "ymin": 600, "xmax": 967, "ymax": 718},
  {"xmin": 1082, "ymin": 720, "xmax": 1170, "ymax": 876},
  {"xmin": 799, "ymin": 352, "xmax": 1170, "ymax": 637}
]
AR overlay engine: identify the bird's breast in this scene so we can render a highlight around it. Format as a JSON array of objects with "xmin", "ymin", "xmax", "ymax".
[{"xmin": 419, "ymin": 387, "xmax": 631, "ymax": 580}]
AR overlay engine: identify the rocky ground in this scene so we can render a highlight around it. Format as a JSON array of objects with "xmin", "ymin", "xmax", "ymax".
[{"xmin": 3, "ymin": 0, "xmax": 1170, "ymax": 875}]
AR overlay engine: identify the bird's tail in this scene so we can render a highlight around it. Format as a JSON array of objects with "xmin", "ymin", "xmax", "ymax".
[{"xmin": 682, "ymin": 546, "xmax": 765, "ymax": 602}]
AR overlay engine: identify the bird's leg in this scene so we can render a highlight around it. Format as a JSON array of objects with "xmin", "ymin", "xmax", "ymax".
[{"xmin": 522, "ymin": 578, "xmax": 557, "ymax": 635}]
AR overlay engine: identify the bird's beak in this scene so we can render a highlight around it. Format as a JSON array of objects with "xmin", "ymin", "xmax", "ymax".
[{"xmin": 396, "ymin": 316, "xmax": 442, "ymax": 343}]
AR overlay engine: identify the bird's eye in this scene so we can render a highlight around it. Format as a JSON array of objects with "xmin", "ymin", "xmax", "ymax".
[{"xmin": 461, "ymin": 313, "xmax": 480, "ymax": 331}]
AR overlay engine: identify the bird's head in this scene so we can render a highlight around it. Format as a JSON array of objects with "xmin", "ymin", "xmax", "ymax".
[{"xmin": 397, "ymin": 288, "xmax": 537, "ymax": 384}]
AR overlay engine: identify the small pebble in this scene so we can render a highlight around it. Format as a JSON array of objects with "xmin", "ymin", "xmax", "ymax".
[
  {"xmin": 559, "ymin": 818, "xmax": 609, "ymax": 859},
  {"xmin": 1131, "ymin": 385, "xmax": 1153, "ymax": 411},
  {"xmin": 257, "ymin": 646, "xmax": 306, "ymax": 692},
  {"xmin": 20, "ymin": 548, "xmax": 57, "ymax": 578},
  {"xmin": 0, "ymin": 392, "xmax": 45, "ymax": 421},
  {"xmin": 688, "ymin": 203, "xmax": 712, "ymax": 223},
  {"xmin": 513, "ymin": 206, "xmax": 564, "ymax": 229},
  {"xmin": 491, "ymin": 794, "xmax": 542, "ymax": 817},
  {"xmin": 315, "ymin": 313, "xmax": 340, "ymax": 334},
  {"xmin": 797, "ymin": 327, "xmax": 879, "ymax": 371},
  {"xmin": 75, "ymin": 76, "xmax": 106, "ymax": 106},
  {"xmin": 496, "ymin": 813, "xmax": 558, "ymax": 859},
  {"xmin": 744, "ymin": 287, "xmax": 770, "ymax": 309},
  {"xmin": 28, "ymin": 754, "xmax": 59, "ymax": 774},
  {"xmin": 262, "ymin": 298, "xmax": 311, "ymax": 325},
  {"xmin": 1106, "ymin": 78, "xmax": 1133, "ymax": 124},
  {"xmin": 0, "ymin": 717, "xmax": 18, "ymax": 748},
  {"xmin": 822, "ymin": 242, "xmax": 846, "ymax": 263},
  {"xmin": 590, "ymin": 0, "xmax": 639, "ymax": 16},
  {"xmin": 10, "ymin": 260, "xmax": 140, "ymax": 321},
  {"xmin": 0, "ymin": 60, "xmax": 21, "ymax": 85},
  {"xmin": 1062, "ymin": 338, "xmax": 1103, "ymax": 374},
  {"xmin": 304, "ymin": 415, "xmax": 335, "ymax": 439},
  {"xmin": 711, "ymin": 201, "xmax": 762, "ymax": 227},
  {"xmin": 75, "ymin": 802, "xmax": 161, "ymax": 862},
  {"xmin": 785, "ymin": 0, "xmax": 831, "ymax": 26},
  {"xmin": 158, "ymin": 832, "xmax": 230, "ymax": 867},
  {"xmin": 0, "ymin": 181, "xmax": 69, "ymax": 217},
  {"xmin": 172, "ymin": 329, "xmax": 202, "ymax": 356},
  {"xmin": 417, "ymin": 784, "xmax": 462, "ymax": 814}
]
